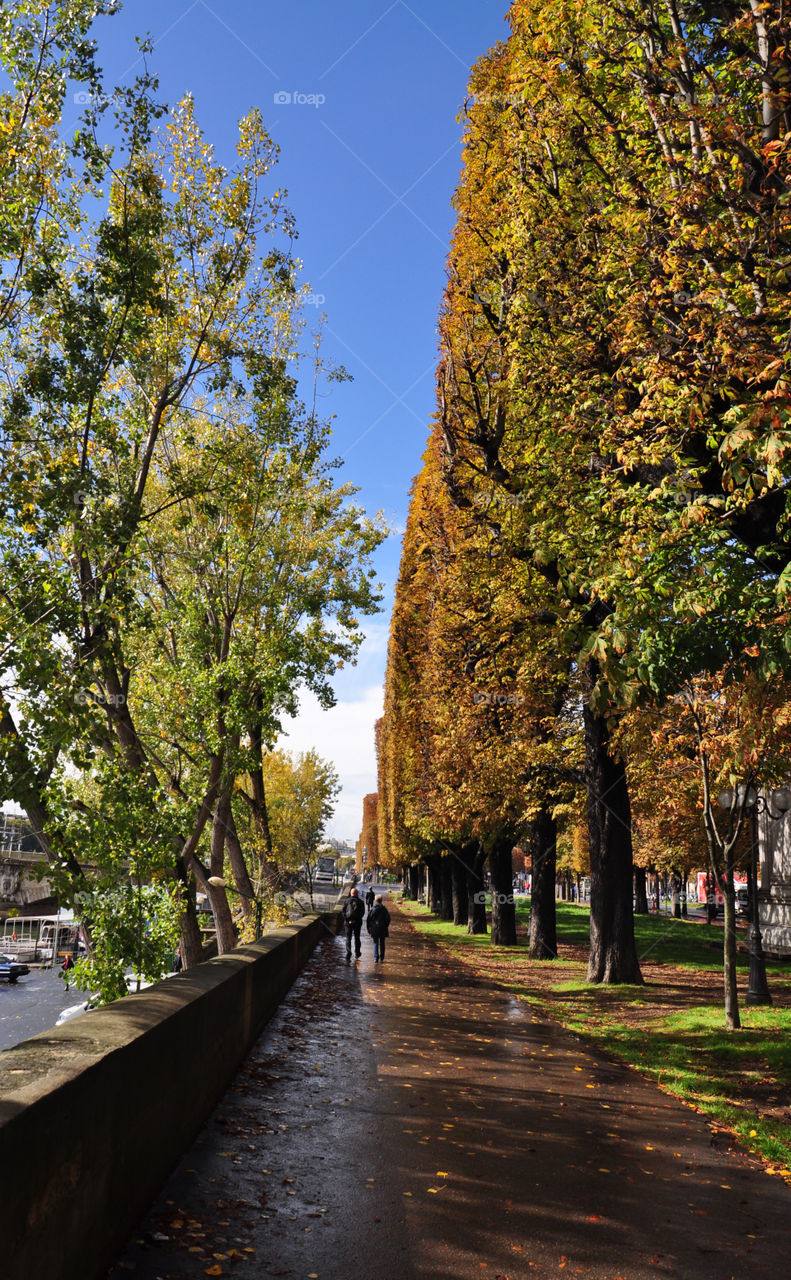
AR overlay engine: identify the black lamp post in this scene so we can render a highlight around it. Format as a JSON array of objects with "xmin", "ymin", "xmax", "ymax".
[
  {"xmin": 716, "ymin": 784, "xmax": 791, "ymax": 1006},
  {"xmin": 207, "ymin": 876, "xmax": 263, "ymax": 937}
]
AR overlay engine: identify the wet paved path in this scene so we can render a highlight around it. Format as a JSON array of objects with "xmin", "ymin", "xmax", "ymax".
[{"xmin": 109, "ymin": 904, "xmax": 791, "ymax": 1280}]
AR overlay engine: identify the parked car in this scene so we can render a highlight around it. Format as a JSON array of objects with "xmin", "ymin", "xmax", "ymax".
[
  {"xmin": 56, "ymin": 994, "xmax": 101, "ymax": 1024},
  {"xmin": 0, "ymin": 954, "xmax": 31, "ymax": 983},
  {"xmin": 54, "ymin": 973, "xmax": 164, "ymax": 1025}
]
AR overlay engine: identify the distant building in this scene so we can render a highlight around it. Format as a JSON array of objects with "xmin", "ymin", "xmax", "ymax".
[
  {"xmin": 324, "ymin": 837, "xmax": 356, "ymax": 859},
  {"xmin": 0, "ymin": 812, "xmax": 41, "ymax": 854},
  {"xmin": 0, "ymin": 810, "xmax": 52, "ymax": 914}
]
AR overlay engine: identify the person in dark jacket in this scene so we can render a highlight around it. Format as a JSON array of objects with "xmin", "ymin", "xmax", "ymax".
[
  {"xmin": 364, "ymin": 885, "xmax": 375, "ymax": 912},
  {"xmin": 343, "ymin": 887, "xmax": 365, "ymax": 959},
  {"xmin": 367, "ymin": 896, "xmax": 391, "ymax": 963}
]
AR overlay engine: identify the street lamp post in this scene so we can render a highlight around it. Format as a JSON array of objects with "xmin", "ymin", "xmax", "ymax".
[
  {"xmin": 716, "ymin": 784, "xmax": 791, "ymax": 1006},
  {"xmin": 207, "ymin": 876, "xmax": 263, "ymax": 938}
]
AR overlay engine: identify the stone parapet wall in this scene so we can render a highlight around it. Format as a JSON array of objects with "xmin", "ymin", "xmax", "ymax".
[{"xmin": 0, "ymin": 911, "xmax": 340, "ymax": 1280}]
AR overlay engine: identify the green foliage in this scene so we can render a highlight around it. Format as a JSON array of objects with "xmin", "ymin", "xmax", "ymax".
[
  {"xmin": 0, "ymin": 6, "xmax": 383, "ymax": 967},
  {"xmin": 40, "ymin": 762, "xmax": 184, "ymax": 1000},
  {"xmin": 69, "ymin": 882, "xmax": 182, "ymax": 1004}
]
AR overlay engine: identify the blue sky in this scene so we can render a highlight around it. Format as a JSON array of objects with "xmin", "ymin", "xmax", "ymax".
[{"xmin": 92, "ymin": 1, "xmax": 510, "ymax": 837}]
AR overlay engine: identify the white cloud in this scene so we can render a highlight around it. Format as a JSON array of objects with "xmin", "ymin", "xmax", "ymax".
[{"xmin": 277, "ymin": 684, "xmax": 384, "ymax": 841}]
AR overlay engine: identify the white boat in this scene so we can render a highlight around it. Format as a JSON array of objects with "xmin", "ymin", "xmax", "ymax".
[{"xmin": 0, "ymin": 912, "xmax": 81, "ymax": 964}]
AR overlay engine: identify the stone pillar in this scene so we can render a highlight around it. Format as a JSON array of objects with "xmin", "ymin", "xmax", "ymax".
[{"xmin": 759, "ymin": 805, "xmax": 791, "ymax": 955}]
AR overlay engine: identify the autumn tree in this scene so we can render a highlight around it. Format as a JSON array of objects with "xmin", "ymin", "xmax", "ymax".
[
  {"xmin": 428, "ymin": 39, "xmax": 640, "ymax": 978},
  {"xmin": 129, "ymin": 376, "xmax": 381, "ymax": 945},
  {"xmin": 0, "ymin": 1, "xmax": 118, "ymax": 331},
  {"xmin": 0, "ymin": 59, "xmax": 383, "ymax": 966},
  {"xmin": 361, "ymin": 792, "xmax": 379, "ymax": 874},
  {"xmin": 379, "ymin": 424, "xmax": 579, "ymax": 945},
  {"xmin": 254, "ymin": 749, "xmax": 340, "ymax": 909},
  {"xmin": 631, "ymin": 672, "xmax": 791, "ymax": 1029},
  {"xmin": 423, "ymin": 1, "xmax": 791, "ymax": 991}
]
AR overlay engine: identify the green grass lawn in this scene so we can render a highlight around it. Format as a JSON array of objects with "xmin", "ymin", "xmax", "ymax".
[
  {"xmin": 514, "ymin": 898, "xmax": 791, "ymax": 973},
  {"xmin": 590, "ymin": 1004, "xmax": 791, "ymax": 1169},
  {"xmin": 400, "ymin": 898, "xmax": 791, "ymax": 1178}
]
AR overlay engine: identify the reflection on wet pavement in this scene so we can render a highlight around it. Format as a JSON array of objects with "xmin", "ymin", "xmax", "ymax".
[{"xmin": 108, "ymin": 905, "xmax": 791, "ymax": 1280}]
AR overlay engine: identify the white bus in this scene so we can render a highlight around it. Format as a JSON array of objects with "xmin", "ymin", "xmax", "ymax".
[{"xmin": 314, "ymin": 855, "xmax": 337, "ymax": 886}]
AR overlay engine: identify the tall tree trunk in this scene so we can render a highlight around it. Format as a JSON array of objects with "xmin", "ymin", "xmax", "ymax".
[
  {"xmin": 219, "ymin": 794, "xmax": 254, "ymax": 918},
  {"xmin": 177, "ymin": 753, "xmax": 226, "ymax": 967},
  {"xmin": 634, "ymin": 865, "xmax": 649, "ymax": 914},
  {"xmin": 409, "ymin": 863, "xmax": 420, "ymax": 900},
  {"xmin": 447, "ymin": 842, "xmax": 487, "ymax": 932},
  {"xmin": 426, "ymin": 855, "xmax": 442, "ymax": 914},
  {"xmin": 583, "ymin": 660, "xmax": 643, "ymax": 984},
  {"xmin": 179, "ymin": 881, "xmax": 204, "ymax": 968},
  {"xmin": 705, "ymin": 871, "xmax": 716, "ymax": 923},
  {"xmin": 450, "ymin": 854, "xmax": 469, "ymax": 926},
  {"xmin": 439, "ymin": 855, "xmax": 454, "ymax": 921},
  {"xmin": 488, "ymin": 837, "xmax": 517, "ymax": 946},
  {"xmin": 246, "ymin": 721, "xmax": 281, "ymax": 893},
  {"xmin": 459, "ymin": 843, "xmax": 487, "ymax": 933},
  {"xmin": 401, "ymin": 865, "xmax": 412, "ymax": 900},
  {"xmin": 209, "ymin": 797, "xmax": 237, "ymax": 954},
  {"xmin": 528, "ymin": 807, "xmax": 557, "ymax": 960},
  {"xmin": 671, "ymin": 870, "xmax": 682, "ymax": 919},
  {"xmin": 723, "ymin": 871, "xmax": 741, "ymax": 1030},
  {"xmin": 206, "ymin": 882, "xmax": 238, "ymax": 954}
]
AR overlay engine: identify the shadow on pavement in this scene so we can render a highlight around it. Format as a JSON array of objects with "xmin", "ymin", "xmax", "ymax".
[{"xmin": 108, "ymin": 902, "xmax": 791, "ymax": 1280}]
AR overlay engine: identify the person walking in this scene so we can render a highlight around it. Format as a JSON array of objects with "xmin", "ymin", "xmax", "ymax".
[
  {"xmin": 367, "ymin": 895, "xmax": 391, "ymax": 963},
  {"xmin": 343, "ymin": 886, "xmax": 365, "ymax": 960},
  {"xmin": 365, "ymin": 885, "xmax": 375, "ymax": 913}
]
